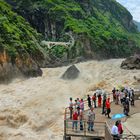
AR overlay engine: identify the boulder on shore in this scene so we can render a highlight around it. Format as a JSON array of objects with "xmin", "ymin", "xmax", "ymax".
[
  {"xmin": 0, "ymin": 50, "xmax": 43, "ymax": 83},
  {"xmin": 61, "ymin": 65, "xmax": 80, "ymax": 80},
  {"xmin": 121, "ymin": 55, "xmax": 140, "ymax": 69}
]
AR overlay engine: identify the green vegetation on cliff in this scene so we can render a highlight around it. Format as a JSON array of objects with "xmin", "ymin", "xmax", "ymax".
[
  {"xmin": 0, "ymin": 1, "xmax": 44, "ymax": 64},
  {"xmin": 4, "ymin": 0, "xmax": 140, "ymax": 60}
]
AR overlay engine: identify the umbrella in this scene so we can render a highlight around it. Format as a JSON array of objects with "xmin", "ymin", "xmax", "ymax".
[{"xmin": 111, "ymin": 113, "xmax": 126, "ymax": 120}]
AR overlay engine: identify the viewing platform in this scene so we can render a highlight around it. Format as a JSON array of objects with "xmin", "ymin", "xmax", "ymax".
[{"xmin": 64, "ymin": 93, "xmax": 140, "ymax": 140}]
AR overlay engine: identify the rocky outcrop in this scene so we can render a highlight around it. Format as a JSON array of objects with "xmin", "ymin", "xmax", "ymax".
[
  {"xmin": 61, "ymin": 65, "xmax": 80, "ymax": 80},
  {"xmin": 0, "ymin": 50, "xmax": 43, "ymax": 82},
  {"xmin": 121, "ymin": 55, "xmax": 140, "ymax": 69},
  {"xmin": 0, "ymin": 1, "xmax": 51, "ymax": 82}
]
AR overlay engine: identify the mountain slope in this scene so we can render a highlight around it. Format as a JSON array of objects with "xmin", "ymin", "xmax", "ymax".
[
  {"xmin": 134, "ymin": 21, "xmax": 140, "ymax": 31},
  {"xmin": 0, "ymin": 1, "xmax": 48, "ymax": 81},
  {"xmin": 6, "ymin": 0, "xmax": 140, "ymax": 59}
]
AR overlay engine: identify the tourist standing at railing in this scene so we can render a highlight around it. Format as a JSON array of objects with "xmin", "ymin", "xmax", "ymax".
[
  {"xmin": 77, "ymin": 98, "xmax": 80, "ymax": 108},
  {"xmin": 74, "ymin": 99, "xmax": 78, "ymax": 110},
  {"xmin": 111, "ymin": 121, "xmax": 120, "ymax": 140},
  {"xmin": 72, "ymin": 111, "xmax": 78, "ymax": 130},
  {"xmin": 79, "ymin": 109, "xmax": 84, "ymax": 131},
  {"xmin": 112, "ymin": 87, "xmax": 116, "ymax": 102},
  {"xmin": 77, "ymin": 98, "xmax": 80, "ymax": 115},
  {"xmin": 92, "ymin": 93, "xmax": 97, "ymax": 108},
  {"xmin": 87, "ymin": 107, "xmax": 95, "ymax": 131},
  {"xmin": 97, "ymin": 94, "xmax": 102, "ymax": 107},
  {"xmin": 105, "ymin": 97, "xmax": 111, "ymax": 118},
  {"xmin": 69, "ymin": 97, "xmax": 73, "ymax": 119},
  {"xmin": 80, "ymin": 99, "xmax": 84, "ymax": 111},
  {"xmin": 102, "ymin": 92, "xmax": 107, "ymax": 114},
  {"xmin": 87, "ymin": 95, "xmax": 91, "ymax": 108}
]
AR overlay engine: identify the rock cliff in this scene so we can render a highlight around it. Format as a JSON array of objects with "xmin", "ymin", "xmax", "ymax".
[
  {"xmin": 6, "ymin": 0, "xmax": 140, "ymax": 59},
  {"xmin": 0, "ymin": 1, "xmax": 48, "ymax": 82}
]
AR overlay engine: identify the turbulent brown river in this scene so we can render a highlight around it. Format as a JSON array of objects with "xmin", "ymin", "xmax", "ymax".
[{"xmin": 0, "ymin": 59, "xmax": 139, "ymax": 140}]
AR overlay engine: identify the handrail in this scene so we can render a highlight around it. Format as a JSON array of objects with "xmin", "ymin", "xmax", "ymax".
[
  {"xmin": 64, "ymin": 92, "xmax": 140, "ymax": 139},
  {"xmin": 64, "ymin": 119, "xmax": 106, "ymax": 138}
]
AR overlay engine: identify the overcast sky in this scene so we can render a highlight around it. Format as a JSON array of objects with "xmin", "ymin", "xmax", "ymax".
[{"xmin": 116, "ymin": 0, "xmax": 140, "ymax": 22}]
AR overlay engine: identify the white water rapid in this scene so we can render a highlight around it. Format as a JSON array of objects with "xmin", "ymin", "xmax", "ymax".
[{"xmin": 0, "ymin": 59, "xmax": 139, "ymax": 140}]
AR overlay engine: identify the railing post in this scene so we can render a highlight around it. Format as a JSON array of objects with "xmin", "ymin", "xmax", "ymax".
[
  {"xmin": 84, "ymin": 120, "xmax": 86, "ymax": 136},
  {"xmin": 64, "ymin": 120, "xmax": 66, "ymax": 140}
]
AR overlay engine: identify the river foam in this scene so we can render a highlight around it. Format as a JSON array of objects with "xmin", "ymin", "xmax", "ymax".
[{"xmin": 0, "ymin": 59, "xmax": 139, "ymax": 140}]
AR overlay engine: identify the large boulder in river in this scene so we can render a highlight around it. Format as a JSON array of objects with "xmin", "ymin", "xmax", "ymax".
[
  {"xmin": 121, "ymin": 55, "xmax": 140, "ymax": 69},
  {"xmin": 61, "ymin": 65, "xmax": 80, "ymax": 80}
]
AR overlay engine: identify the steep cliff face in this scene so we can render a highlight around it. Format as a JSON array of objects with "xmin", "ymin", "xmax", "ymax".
[
  {"xmin": 0, "ymin": 1, "xmax": 47, "ymax": 82},
  {"xmin": 6, "ymin": 0, "xmax": 140, "ymax": 59}
]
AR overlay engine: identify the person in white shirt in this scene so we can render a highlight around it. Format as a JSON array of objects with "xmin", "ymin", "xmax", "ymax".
[{"xmin": 111, "ymin": 121, "xmax": 120, "ymax": 140}]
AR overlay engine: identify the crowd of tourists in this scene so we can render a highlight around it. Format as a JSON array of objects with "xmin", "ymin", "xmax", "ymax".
[
  {"xmin": 112, "ymin": 87, "xmax": 135, "ymax": 116},
  {"xmin": 68, "ymin": 86, "xmax": 135, "ymax": 137},
  {"xmin": 111, "ymin": 86, "xmax": 135, "ymax": 140}
]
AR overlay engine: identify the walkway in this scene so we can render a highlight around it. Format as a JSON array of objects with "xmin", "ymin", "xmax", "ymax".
[{"xmin": 64, "ymin": 95, "xmax": 140, "ymax": 140}]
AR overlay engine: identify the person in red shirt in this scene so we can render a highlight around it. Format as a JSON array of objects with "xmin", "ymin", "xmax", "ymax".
[
  {"xmin": 117, "ymin": 120, "xmax": 123, "ymax": 135},
  {"xmin": 105, "ymin": 97, "xmax": 111, "ymax": 118},
  {"xmin": 72, "ymin": 111, "xmax": 78, "ymax": 130},
  {"xmin": 92, "ymin": 93, "xmax": 97, "ymax": 108},
  {"xmin": 98, "ymin": 94, "xmax": 102, "ymax": 107}
]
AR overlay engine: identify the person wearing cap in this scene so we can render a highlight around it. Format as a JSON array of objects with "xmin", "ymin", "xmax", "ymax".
[{"xmin": 87, "ymin": 107, "xmax": 95, "ymax": 131}]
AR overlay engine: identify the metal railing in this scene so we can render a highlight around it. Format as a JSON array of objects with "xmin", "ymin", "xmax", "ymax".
[
  {"xmin": 64, "ymin": 93, "xmax": 140, "ymax": 140},
  {"xmin": 64, "ymin": 119, "xmax": 106, "ymax": 139},
  {"xmin": 64, "ymin": 93, "xmax": 112, "ymax": 120}
]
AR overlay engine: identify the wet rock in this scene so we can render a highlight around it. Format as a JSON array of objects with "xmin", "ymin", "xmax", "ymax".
[
  {"xmin": 0, "ymin": 51, "xmax": 43, "ymax": 83},
  {"xmin": 61, "ymin": 65, "xmax": 80, "ymax": 80},
  {"xmin": 134, "ymin": 76, "xmax": 140, "ymax": 82},
  {"xmin": 72, "ymin": 56, "xmax": 85, "ymax": 63},
  {"xmin": 121, "ymin": 55, "xmax": 140, "ymax": 69}
]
